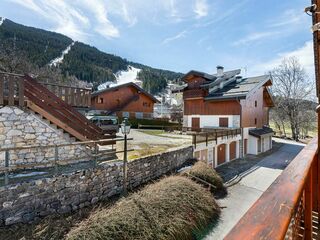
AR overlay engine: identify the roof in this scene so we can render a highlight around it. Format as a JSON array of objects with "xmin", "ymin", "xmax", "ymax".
[
  {"xmin": 205, "ymin": 75, "xmax": 272, "ymax": 101},
  {"xmin": 249, "ymin": 127, "xmax": 274, "ymax": 138},
  {"xmin": 92, "ymin": 82, "xmax": 160, "ymax": 103},
  {"xmin": 181, "ymin": 69, "xmax": 241, "ymax": 82}
]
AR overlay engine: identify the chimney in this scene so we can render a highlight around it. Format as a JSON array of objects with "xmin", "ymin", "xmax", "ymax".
[
  {"xmin": 217, "ymin": 65, "xmax": 224, "ymax": 77},
  {"xmin": 236, "ymin": 76, "xmax": 242, "ymax": 83}
]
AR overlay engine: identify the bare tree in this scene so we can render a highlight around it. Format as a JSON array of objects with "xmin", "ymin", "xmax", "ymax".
[{"xmin": 271, "ymin": 57, "xmax": 314, "ymax": 141}]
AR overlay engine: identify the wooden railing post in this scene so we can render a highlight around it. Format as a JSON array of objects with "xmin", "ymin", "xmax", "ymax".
[
  {"xmin": 8, "ymin": 76, "xmax": 14, "ymax": 106},
  {"xmin": 0, "ymin": 75, "xmax": 4, "ymax": 106},
  {"xmin": 18, "ymin": 78, "xmax": 24, "ymax": 107},
  {"xmin": 305, "ymin": 165, "xmax": 313, "ymax": 240}
]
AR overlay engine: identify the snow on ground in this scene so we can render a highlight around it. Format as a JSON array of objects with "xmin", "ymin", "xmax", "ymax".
[
  {"xmin": 49, "ymin": 41, "xmax": 75, "ymax": 66},
  {"xmin": 0, "ymin": 17, "xmax": 6, "ymax": 26},
  {"xmin": 97, "ymin": 65, "xmax": 142, "ymax": 90}
]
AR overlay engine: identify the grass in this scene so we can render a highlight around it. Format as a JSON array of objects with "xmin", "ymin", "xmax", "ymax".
[
  {"xmin": 67, "ymin": 176, "xmax": 220, "ymax": 240},
  {"xmin": 183, "ymin": 161, "xmax": 227, "ymax": 197},
  {"xmin": 269, "ymin": 121, "xmax": 317, "ymax": 138}
]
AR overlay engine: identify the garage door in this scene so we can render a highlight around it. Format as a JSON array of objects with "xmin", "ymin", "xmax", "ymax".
[
  {"xmin": 229, "ymin": 141, "xmax": 237, "ymax": 160},
  {"xmin": 217, "ymin": 144, "xmax": 226, "ymax": 165}
]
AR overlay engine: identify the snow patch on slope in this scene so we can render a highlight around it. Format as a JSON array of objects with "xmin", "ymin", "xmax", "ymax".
[
  {"xmin": 0, "ymin": 17, "xmax": 6, "ymax": 26},
  {"xmin": 97, "ymin": 65, "xmax": 142, "ymax": 91},
  {"xmin": 49, "ymin": 41, "xmax": 75, "ymax": 66}
]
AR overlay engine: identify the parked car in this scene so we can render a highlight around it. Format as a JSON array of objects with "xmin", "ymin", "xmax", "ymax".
[{"xmin": 86, "ymin": 115, "xmax": 119, "ymax": 134}]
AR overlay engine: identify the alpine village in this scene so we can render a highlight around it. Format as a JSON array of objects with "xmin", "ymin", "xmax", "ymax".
[{"xmin": 0, "ymin": 1, "xmax": 319, "ymax": 240}]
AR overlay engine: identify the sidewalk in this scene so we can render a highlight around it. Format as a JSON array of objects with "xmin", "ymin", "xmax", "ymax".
[{"xmin": 201, "ymin": 138, "xmax": 304, "ymax": 239}]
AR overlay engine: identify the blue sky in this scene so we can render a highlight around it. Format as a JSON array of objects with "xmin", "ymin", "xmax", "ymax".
[{"xmin": 0, "ymin": 0, "xmax": 314, "ymax": 77}]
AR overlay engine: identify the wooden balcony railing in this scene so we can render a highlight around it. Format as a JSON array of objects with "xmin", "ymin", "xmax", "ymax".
[
  {"xmin": 0, "ymin": 72, "xmax": 25, "ymax": 107},
  {"xmin": 192, "ymin": 128, "xmax": 241, "ymax": 147},
  {"xmin": 183, "ymin": 89, "xmax": 206, "ymax": 99},
  {"xmin": 225, "ymin": 137, "xmax": 319, "ymax": 240},
  {"xmin": 42, "ymin": 83, "xmax": 91, "ymax": 108}
]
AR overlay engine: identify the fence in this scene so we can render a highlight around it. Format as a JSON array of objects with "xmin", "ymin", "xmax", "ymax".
[
  {"xmin": 192, "ymin": 128, "xmax": 241, "ymax": 148},
  {"xmin": 0, "ymin": 137, "xmax": 133, "ymax": 186},
  {"xmin": 0, "ymin": 71, "xmax": 25, "ymax": 107},
  {"xmin": 42, "ymin": 82, "xmax": 91, "ymax": 108}
]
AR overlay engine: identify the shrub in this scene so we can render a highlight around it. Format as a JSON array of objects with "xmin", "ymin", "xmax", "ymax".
[
  {"xmin": 67, "ymin": 176, "xmax": 220, "ymax": 240},
  {"xmin": 185, "ymin": 161, "xmax": 227, "ymax": 197}
]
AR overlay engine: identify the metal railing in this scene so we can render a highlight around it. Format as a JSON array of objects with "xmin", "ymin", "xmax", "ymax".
[
  {"xmin": 0, "ymin": 137, "xmax": 133, "ymax": 186},
  {"xmin": 225, "ymin": 137, "xmax": 319, "ymax": 240}
]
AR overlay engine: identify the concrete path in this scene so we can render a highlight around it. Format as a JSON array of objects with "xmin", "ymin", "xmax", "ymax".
[{"xmin": 203, "ymin": 138, "xmax": 305, "ymax": 240}]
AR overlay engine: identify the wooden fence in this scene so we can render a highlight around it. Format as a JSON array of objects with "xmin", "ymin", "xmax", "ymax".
[
  {"xmin": 0, "ymin": 72, "xmax": 25, "ymax": 107},
  {"xmin": 192, "ymin": 128, "xmax": 241, "ymax": 148},
  {"xmin": 42, "ymin": 83, "xmax": 91, "ymax": 108}
]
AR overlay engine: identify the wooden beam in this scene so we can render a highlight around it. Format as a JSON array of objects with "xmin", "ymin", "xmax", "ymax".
[{"xmin": 8, "ymin": 76, "xmax": 15, "ymax": 106}]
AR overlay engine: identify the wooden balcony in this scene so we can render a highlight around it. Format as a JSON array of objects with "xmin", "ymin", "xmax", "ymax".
[
  {"xmin": 183, "ymin": 89, "xmax": 206, "ymax": 99},
  {"xmin": 225, "ymin": 137, "xmax": 319, "ymax": 240}
]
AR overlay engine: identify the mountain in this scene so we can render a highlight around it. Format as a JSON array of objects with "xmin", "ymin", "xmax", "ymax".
[{"xmin": 0, "ymin": 18, "xmax": 183, "ymax": 93}]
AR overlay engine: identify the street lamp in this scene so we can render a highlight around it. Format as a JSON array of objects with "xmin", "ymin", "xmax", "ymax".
[{"xmin": 121, "ymin": 118, "xmax": 131, "ymax": 195}]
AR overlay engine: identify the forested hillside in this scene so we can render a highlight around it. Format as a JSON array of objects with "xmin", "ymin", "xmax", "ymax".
[{"xmin": 0, "ymin": 18, "xmax": 183, "ymax": 92}]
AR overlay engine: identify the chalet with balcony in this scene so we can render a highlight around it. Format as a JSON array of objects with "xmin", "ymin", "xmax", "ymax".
[
  {"xmin": 91, "ymin": 82, "xmax": 159, "ymax": 119},
  {"xmin": 182, "ymin": 66, "xmax": 274, "ymax": 167}
]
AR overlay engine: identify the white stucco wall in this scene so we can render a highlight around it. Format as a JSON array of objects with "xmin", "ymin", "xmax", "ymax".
[
  {"xmin": 185, "ymin": 115, "xmax": 240, "ymax": 128},
  {"xmin": 248, "ymin": 135, "xmax": 258, "ymax": 155}
]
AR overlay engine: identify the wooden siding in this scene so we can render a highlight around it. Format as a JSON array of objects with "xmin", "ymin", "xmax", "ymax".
[
  {"xmin": 241, "ymin": 87, "xmax": 271, "ymax": 128},
  {"xmin": 184, "ymin": 99, "xmax": 241, "ymax": 115},
  {"xmin": 92, "ymin": 85, "xmax": 155, "ymax": 114},
  {"xmin": 219, "ymin": 117, "xmax": 229, "ymax": 127},
  {"xmin": 229, "ymin": 141, "xmax": 237, "ymax": 160},
  {"xmin": 217, "ymin": 144, "xmax": 226, "ymax": 165}
]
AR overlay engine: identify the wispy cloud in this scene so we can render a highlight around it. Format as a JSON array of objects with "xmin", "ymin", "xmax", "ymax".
[
  {"xmin": 250, "ymin": 41, "xmax": 315, "ymax": 77},
  {"xmin": 267, "ymin": 9, "xmax": 306, "ymax": 28},
  {"xmin": 162, "ymin": 30, "xmax": 188, "ymax": 45},
  {"xmin": 233, "ymin": 31, "xmax": 280, "ymax": 46},
  {"xmin": 194, "ymin": 0, "xmax": 208, "ymax": 18}
]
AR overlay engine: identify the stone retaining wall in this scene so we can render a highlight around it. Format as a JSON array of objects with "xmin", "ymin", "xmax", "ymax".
[
  {"xmin": 0, "ymin": 106, "xmax": 90, "ymax": 168},
  {"xmin": 0, "ymin": 146, "xmax": 193, "ymax": 226}
]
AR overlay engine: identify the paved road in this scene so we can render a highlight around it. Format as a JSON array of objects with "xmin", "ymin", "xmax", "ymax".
[{"xmin": 203, "ymin": 138, "xmax": 305, "ymax": 240}]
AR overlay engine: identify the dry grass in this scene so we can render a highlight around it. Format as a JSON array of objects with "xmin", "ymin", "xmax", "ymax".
[
  {"xmin": 185, "ymin": 161, "xmax": 227, "ymax": 197},
  {"xmin": 67, "ymin": 176, "xmax": 220, "ymax": 240}
]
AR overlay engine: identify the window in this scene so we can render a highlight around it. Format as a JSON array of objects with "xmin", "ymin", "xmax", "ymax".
[
  {"xmin": 254, "ymin": 118, "xmax": 257, "ymax": 125},
  {"xmin": 219, "ymin": 117, "xmax": 228, "ymax": 128},
  {"xmin": 255, "ymin": 101, "xmax": 257, "ymax": 107},
  {"xmin": 98, "ymin": 97, "xmax": 104, "ymax": 104}
]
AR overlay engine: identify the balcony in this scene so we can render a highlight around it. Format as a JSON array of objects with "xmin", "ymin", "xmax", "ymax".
[
  {"xmin": 183, "ymin": 89, "xmax": 206, "ymax": 99},
  {"xmin": 225, "ymin": 137, "xmax": 319, "ymax": 240}
]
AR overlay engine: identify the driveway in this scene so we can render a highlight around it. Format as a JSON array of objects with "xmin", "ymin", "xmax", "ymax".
[{"xmin": 202, "ymin": 138, "xmax": 305, "ymax": 240}]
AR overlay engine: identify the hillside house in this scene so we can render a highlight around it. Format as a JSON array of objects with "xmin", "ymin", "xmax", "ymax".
[
  {"xmin": 91, "ymin": 82, "xmax": 159, "ymax": 119},
  {"xmin": 182, "ymin": 66, "xmax": 274, "ymax": 167}
]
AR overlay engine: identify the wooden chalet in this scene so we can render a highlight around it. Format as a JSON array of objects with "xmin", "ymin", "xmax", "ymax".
[
  {"xmin": 91, "ymin": 82, "xmax": 159, "ymax": 119},
  {"xmin": 225, "ymin": 1, "xmax": 320, "ymax": 239},
  {"xmin": 182, "ymin": 66, "xmax": 274, "ymax": 166}
]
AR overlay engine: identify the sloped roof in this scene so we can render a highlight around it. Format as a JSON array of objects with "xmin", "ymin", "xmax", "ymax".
[
  {"xmin": 92, "ymin": 82, "xmax": 160, "ymax": 103},
  {"xmin": 205, "ymin": 75, "xmax": 271, "ymax": 101},
  {"xmin": 249, "ymin": 127, "xmax": 274, "ymax": 138}
]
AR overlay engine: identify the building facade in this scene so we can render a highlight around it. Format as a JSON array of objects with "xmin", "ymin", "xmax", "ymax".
[
  {"xmin": 182, "ymin": 66, "xmax": 274, "ymax": 166},
  {"xmin": 91, "ymin": 82, "xmax": 159, "ymax": 119}
]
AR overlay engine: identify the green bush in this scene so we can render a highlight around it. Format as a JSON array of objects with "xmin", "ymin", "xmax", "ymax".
[
  {"xmin": 185, "ymin": 161, "xmax": 227, "ymax": 196},
  {"xmin": 67, "ymin": 176, "xmax": 220, "ymax": 240}
]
